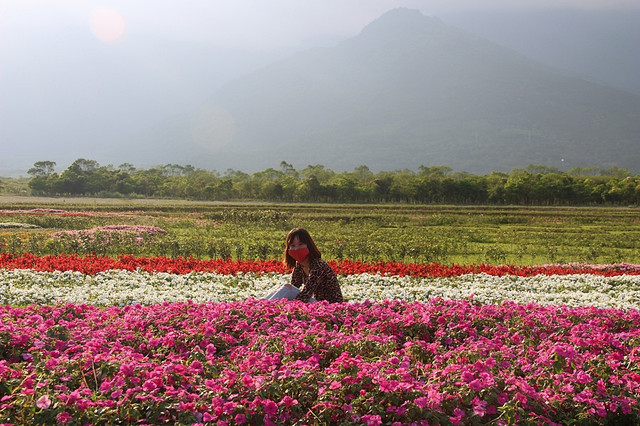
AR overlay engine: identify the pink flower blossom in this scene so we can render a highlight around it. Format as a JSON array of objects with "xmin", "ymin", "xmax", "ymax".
[
  {"xmin": 119, "ymin": 364, "xmax": 135, "ymax": 376},
  {"xmin": 473, "ymin": 398, "xmax": 488, "ymax": 417},
  {"xmin": 576, "ymin": 371, "xmax": 592, "ymax": 384},
  {"xmin": 36, "ymin": 394, "xmax": 51, "ymax": 410},
  {"xmin": 263, "ymin": 399, "xmax": 278, "ymax": 416},
  {"xmin": 99, "ymin": 380, "xmax": 113, "ymax": 393},
  {"xmin": 414, "ymin": 396, "xmax": 428, "ymax": 409},
  {"xmin": 281, "ymin": 396, "xmax": 298, "ymax": 407},
  {"xmin": 241, "ymin": 374, "xmax": 254, "ymax": 388},
  {"xmin": 362, "ymin": 414, "xmax": 382, "ymax": 426},
  {"xmin": 461, "ymin": 370, "xmax": 475, "ymax": 382},
  {"xmin": 142, "ymin": 380, "xmax": 157, "ymax": 392},
  {"xmin": 56, "ymin": 412, "xmax": 72, "ymax": 423},
  {"xmin": 450, "ymin": 408, "xmax": 466, "ymax": 425},
  {"xmin": 468, "ymin": 379, "xmax": 483, "ymax": 391}
]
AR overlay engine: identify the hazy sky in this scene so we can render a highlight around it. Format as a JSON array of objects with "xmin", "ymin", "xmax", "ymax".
[{"xmin": 2, "ymin": 0, "xmax": 638, "ymax": 49}]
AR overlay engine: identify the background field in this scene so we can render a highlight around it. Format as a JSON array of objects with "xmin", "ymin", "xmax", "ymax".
[{"xmin": 1, "ymin": 196, "xmax": 638, "ymax": 265}]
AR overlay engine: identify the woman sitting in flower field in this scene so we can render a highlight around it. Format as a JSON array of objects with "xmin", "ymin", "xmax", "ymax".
[{"xmin": 265, "ymin": 228, "xmax": 343, "ymax": 303}]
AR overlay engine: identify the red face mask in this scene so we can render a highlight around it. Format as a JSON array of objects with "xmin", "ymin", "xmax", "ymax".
[{"xmin": 288, "ymin": 246, "xmax": 310, "ymax": 263}]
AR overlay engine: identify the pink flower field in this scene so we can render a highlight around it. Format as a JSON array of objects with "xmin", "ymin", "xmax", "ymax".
[{"xmin": 1, "ymin": 297, "xmax": 639, "ymax": 424}]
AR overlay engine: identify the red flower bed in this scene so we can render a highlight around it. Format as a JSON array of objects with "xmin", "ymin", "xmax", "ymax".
[{"xmin": 1, "ymin": 253, "xmax": 639, "ymax": 277}]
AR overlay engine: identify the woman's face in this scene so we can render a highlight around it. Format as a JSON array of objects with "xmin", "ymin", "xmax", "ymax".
[
  {"xmin": 289, "ymin": 236, "xmax": 307, "ymax": 251},
  {"xmin": 288, "ymin": 235, "xmax": 310, "ymax": 263}
]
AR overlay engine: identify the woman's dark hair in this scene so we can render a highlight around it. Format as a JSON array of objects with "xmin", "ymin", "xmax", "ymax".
[{"xmin": 283, "ymin": 228, "xmax": 321, "ymax": 268}]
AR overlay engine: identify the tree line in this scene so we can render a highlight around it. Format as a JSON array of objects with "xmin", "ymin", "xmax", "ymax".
[{"xmin": 26, "ymin": 159, "xmax": 640, "ymax": 205}]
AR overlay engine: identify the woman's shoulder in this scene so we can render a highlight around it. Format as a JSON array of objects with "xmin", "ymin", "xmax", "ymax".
[
  {"xmin": 310, "ymin": 257, "xmax": 328, "ymax": 266},
  {"xmin": 311, "ymin": 257, "xmax": 334, "ymax": 272}
]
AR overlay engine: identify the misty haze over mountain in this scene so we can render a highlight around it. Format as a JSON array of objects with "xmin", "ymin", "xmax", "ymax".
[
  {"xmin": 1, "ymin": 6, "xmax": 639, "ymax": 176},
  {"xmin": 442, "ymin": 8, "xmax": 640, "ymax": 95}
]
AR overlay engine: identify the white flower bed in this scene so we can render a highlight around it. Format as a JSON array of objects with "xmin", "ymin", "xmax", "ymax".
[
  {"xmin": 2, "ymin": 269, "xmax": 639, "ymax": 309},
  {"xmin": 0, "ymin": 222, "xmax": 40, "ymax": 229}
]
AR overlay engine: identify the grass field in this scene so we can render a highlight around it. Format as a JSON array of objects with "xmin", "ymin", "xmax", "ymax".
[{"xmin": 1, "ymin": 195, "xmax": 638, "ymax": 265}]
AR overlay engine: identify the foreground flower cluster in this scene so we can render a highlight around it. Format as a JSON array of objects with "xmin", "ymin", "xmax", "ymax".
[
  {"xmin": 1, "ymin": 299, "xmax": 639, "ymax": 425},
  {"xmin": 2, "ymin": 253, "xmax": 639, "ymax": 424}
]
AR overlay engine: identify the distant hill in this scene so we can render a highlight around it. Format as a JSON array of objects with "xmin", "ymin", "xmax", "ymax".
[{"xmin": 179, "ymin": 8, "xmax": 640, "ymax": 173}]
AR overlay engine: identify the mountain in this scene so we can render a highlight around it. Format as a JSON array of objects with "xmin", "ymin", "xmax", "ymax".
[
  {"xmin": 2, "ymin": 8, "xmax": 639, "ymax": 176},
  {"xmin": 441, "ymin": 9, "xmax": 640, "ymax": 95},
  {"xmin": 159, "ymin": 8, "xmax": 640, "ymax": 173}
]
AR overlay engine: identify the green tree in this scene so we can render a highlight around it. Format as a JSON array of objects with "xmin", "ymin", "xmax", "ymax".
[
  {"xmin": 213, "ymin": 179, "xmax": 233, "ymax": 200},
  {"xmin": 27, "ymin": 161, "xmax": 58, "ymax": 194},
  {"xmin": 68, "ymin": 158, "xmax": 99, "ymax": 175},
  {"xmin": 504, "ymin": 170, "xmax": 534, "ymax": 204},
  {"xmin": 118, "ymin": 163, "xmax": 137, "ymax": 173},
  {"xmin": 280, "ymin": 161, "xmax": 298, "ymax": 178},
  {"xmin": 27, "ymin": 161, "xmax": 56, "ymax": 177},
  {"xmin": 389, "ymin": 171, "xmax": 417, "ymax": 202},
  {"xmin": 53, "ymin": 170, "xmax": 84, "ymax": 194},
  {"xmin": 296, "ymin": 175, "xmax": 324, "ymax": 201},
  {"xmin": 373, "ymin": 173, "xmax": 394, "ymax": 201},
  {"xmin": 331, "ymin": 175, "xmax": 359, "ymax": 202},
  {"xmin": 300, "ymin": 164, "xmax": 335, "ymax": 184},
  {"xmin": 418, "ymin": 165, "xmax": 452, "ymax": 178},
  {"xmin": 131, "ymin": 168, "xmax": 164, "ymax": 196},
  {"xmin": 486, "ymin": 171, "xmax": 508, "ymax": 203},
  {"xmin": 185, "ymin": 170, "xmax": 219, "ymax": 200}
]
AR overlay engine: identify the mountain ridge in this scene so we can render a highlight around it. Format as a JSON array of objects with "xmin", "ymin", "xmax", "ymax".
[{"xmin": 188, "ymin": 8, "xmax": 640, "ymax": 173}]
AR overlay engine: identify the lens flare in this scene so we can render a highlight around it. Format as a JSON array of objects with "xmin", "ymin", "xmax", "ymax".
[{"xmin": 90, "ymin": 8, "xmax": 126, "ymax": 43}]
